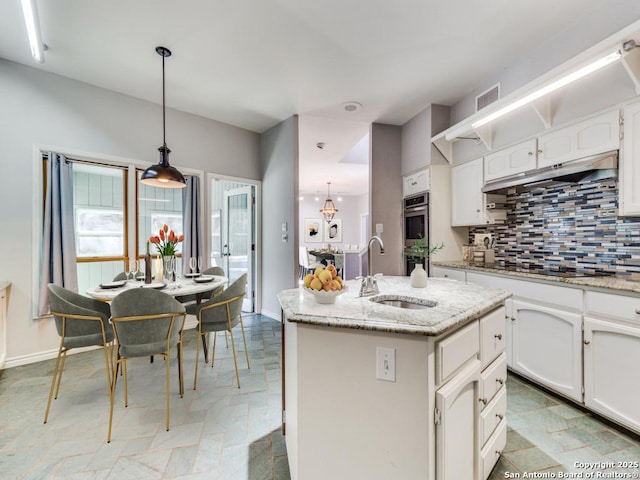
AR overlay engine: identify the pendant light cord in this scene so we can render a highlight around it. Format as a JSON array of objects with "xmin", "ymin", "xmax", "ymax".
[{"xmin": 162, "ymin": 51, "xmax": 166, "ymax": 147}]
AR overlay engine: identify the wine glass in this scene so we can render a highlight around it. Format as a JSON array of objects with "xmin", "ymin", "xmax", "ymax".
[
  {"xmin": 197, "ymin": 256, "xmax": 203, "ymax": 273},
  {"xmin": 130, "ymin": 260, "xmax": 139, "ymax": 282},
  {"xmin": 189, "ymin": 257, "xmax": 197, "ymax": 275},
  {"xmin": 124, "ymin": 261, "xmax": 131, "ymax": 281}
]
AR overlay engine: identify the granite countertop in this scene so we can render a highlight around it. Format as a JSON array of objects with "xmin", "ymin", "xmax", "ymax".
[
  {"xmin": 278, "ymin": 276, "xmax": 510, "ymax": 336},
  {"xmin": 433, "ymin": 261, "xmax": 640, "ymax": 294}
]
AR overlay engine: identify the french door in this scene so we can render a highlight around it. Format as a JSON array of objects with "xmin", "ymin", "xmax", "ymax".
[{"xmin": 222, "ymin": 186, "xmax": 255, "ymax": 312}]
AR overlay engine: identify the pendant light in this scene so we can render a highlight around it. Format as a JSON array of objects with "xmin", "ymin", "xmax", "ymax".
[
  {"xmin": 320, "ymin": 182, "xmax": 338, "ymax": 222},
  {"xmin": 141, "ymin": 46, "xmax": 186, "ymax": 189}
]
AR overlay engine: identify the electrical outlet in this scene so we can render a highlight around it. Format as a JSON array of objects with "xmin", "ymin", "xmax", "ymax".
[
  {"xmin": 376, "ymin": 223, "xmax": 383, "ymax": 234},
  {"xmin": 376, "ymin": 347, "xmax": 395, "ymax": 382}
]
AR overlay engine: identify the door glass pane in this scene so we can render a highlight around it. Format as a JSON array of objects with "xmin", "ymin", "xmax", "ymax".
[
  {"xmin": 227, "ymin": 190, "xmax": 249, "ymax": 285},
  {"xmin": 137, "ymin": 170, "xmax": 183, "ymax": 258},
  {"xmin": 73, "ymin": 163, "xmax": 125, "ymax": 258}
]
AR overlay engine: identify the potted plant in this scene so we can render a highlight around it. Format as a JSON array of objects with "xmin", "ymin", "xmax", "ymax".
[{"xmin": 405, "ymin": 235, "xmax": 444, "ymax": 288}]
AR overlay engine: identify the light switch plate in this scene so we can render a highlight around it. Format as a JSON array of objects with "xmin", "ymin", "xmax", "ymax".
[
  {"xmin": 376, "ymin": 223, "xmax": 383, "ymax": 234},
  {"xmin": 376, "ymin": 347, "xmax": 395, "ymax": 382}
]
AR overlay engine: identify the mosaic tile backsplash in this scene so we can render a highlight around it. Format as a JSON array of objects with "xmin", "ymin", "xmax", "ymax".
[{"xmin": 469, "ymin": 178, "xmax": 640, "ymax": 278}]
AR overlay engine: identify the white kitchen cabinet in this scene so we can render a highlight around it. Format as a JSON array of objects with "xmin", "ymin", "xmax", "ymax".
[
  {"xmin": 484, "ymin": 139, "xmax": 537, "ymax": 182},
  {"xmin": 403, "ymin": 168, "xmax": 430, "ymax": 197},
  {"xmin": 537, "ymin": 110, "xmax": 620, "ymax": 168},
  {"xmin": 0, "ymin": 283, "xmax": 7, "ymax": 368},
  {"xmin": 621, "ymin": 100, "xmax": 640, "ymax": 216},
  {"xmin": 511, "ymin": 300, "xmax": 583, "ymax": 402},
  {"xmin": 451, "ymin": 158, "xmax": 506, "ymax": 226},
  {"xmin": 583, "ymin": 290, "xmax": 640, "ymax": 434},
  {"xmin": 431, "ymin": 266, "xmax": 466, "ymax": 282},
  {"xmin": 436, "ymin": 359, "xmax": 482, "ymax": 480}
]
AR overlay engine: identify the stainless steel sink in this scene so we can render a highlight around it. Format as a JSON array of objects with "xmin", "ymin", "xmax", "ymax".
[{"xmin": 369, "ymin": 295, "xmax": 437, "ymax": 309}]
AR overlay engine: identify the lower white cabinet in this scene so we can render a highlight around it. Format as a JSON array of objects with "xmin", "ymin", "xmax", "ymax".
[
  {"xmin": 511, "ymin": 300, "xmax": 583, "ymax": 402},
  {"xmin": 431, "ymin": 266, "xmax": 466, "ymax": 282},
  {"xmin": 436, "ymin": 360, "xmax": 482, "ymax": 480}
]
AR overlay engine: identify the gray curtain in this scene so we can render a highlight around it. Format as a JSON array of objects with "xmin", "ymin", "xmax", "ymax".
[
  {"xmin": 38, "ymin": 152, "xmax": 77, "ymax": 316},
  {"xmin": 182, "ymin": 175, "xmax": 203, "ymax": 273}
]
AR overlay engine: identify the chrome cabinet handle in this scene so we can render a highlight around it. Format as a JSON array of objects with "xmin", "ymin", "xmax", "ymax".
[
  {"xmin": 584, "ymin": 340, "xmax": 591, "ymax": 345},
  {"xmin": 479, "ymin": 397, "xmax": 488, "ymax": 406},
  {"xmin": 496, "ymin": 413, "xmax": 504, "ymax": 420},
  {"xmin": 635, "ymin": 308, "xmax": 640, "ymax": 315},
  {"xmin": 494, "ymin": 333, "xmax": 503, "ymax": 340},
  {"xmin": 528, "ymin": 151, "xmax": 533, "ymax": 156},
  {"xmin": 496, "ymin": 378, "xmax": 504, "ymax": 385}
]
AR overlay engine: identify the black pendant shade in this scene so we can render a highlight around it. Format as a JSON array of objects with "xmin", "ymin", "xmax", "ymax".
[{"xmin": 141, "ymin": 46, "xmax": 186, "ymax": 189}]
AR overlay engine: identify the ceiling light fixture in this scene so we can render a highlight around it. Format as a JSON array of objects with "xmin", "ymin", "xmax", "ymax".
[
  {"xmin": 470, "ymin": 49, "xmax": 622, "ymax": 130},
  {"xmin": 141, "ymin": 46, "xmax": 186, "ymax": 189},
  {"xmin": 320, "ymin": 182, "xmax": 338, "ymax": 223},
  {"xmin": 20, "ymin": 0, "xmax": 45, "ymax": 63},
  {"xmin": 343, "ymin": 101, "xmax": 362, "ymax": 113}
]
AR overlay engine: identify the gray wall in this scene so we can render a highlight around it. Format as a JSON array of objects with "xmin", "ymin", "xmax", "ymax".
[
  {"xmin": 0, "ymin": 59, "xmax": 260, "ymax": 364},
  {"xmin": 259, "ymin": 116, "xmax": 298, "ymax": 319},
  {"xmin": 401, "ymin": 104, "xmax": 450, "ymax": 175},
  {"xmin": 370, "ymin": 123, "xmax": 403, "ymax": 276}
]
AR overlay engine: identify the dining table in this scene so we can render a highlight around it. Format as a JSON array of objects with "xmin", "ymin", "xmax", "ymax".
[
  {"xmin": 86, "ymin": 275, "xmax": 228, "ymax": 364},
  {"xmin": 85, "ymin": 275, "xmax": 228, "ymax": 302},
  {"xmin": 308, "ymin": 250, "xmax": 335, "ymax": 266}
]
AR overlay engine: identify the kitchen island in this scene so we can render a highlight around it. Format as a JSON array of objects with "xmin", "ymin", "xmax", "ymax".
[{"xmin": 278, "ymin": 276, "xmax": 511, "ymax": 480}]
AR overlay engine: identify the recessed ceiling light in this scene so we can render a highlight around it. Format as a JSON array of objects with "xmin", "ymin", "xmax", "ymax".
[
  {"xmin": 316, "ymin": 142, "xmax": 325, "ymax": 149},
  {"xmin": 343, "ymin": 102, "xmax": 362, "ymax": 113}
]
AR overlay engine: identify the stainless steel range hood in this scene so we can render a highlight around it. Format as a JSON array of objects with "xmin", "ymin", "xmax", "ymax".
[{"xmin": 482, "ymin": 151, "xmax": 618, "ymax": 194}]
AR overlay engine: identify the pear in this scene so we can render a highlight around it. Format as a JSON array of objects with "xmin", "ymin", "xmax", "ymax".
[
  {"xmin": 318, "ymin": 270, "xmax": 333, "ymax": 285},
  {"xmin": 303, "ymin": 273, "xmax": 314, "ymax": 288},
  {"xmin": 326, "ymin": 264, "xmax": 337, "ymax": 278},
  {"xmin": 310, "ymin": 278, "xmax": 323, "ymax": 291}
]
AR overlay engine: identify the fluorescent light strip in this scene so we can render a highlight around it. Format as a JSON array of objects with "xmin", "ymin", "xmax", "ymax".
[
  {"xmin": 471, "ymin": 50, "xmax": 622, "ymax": 129},
  {"xmin": 21, "ymin": 0, "xmax": 44, "ymax": 63}
]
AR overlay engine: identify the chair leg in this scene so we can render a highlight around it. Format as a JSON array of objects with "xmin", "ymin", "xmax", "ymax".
[
  {"xmin": 194, "ymin": 327, "xmax": 202, "ymax": 390},
  {"xmin": 177, "ymin": 339, "xmax": 184, "ymax": 397},
  {"xmin": 107, "ymin": 357, "xmax": 121, "ymax": 443},
  {"xmin": 165, "ymin": 351, "xmax": 171, "ymax": 431},
  {"xmin": 227, "ymin": 320, "xmax": 241, "ymax": 389},
  {"xmin": 54, "ymin": 349, "xmax": 68, "ymax": 399},
  {"xmin": 224, "ymin": 330, "xmax": 228, "ymax": 348},
  {"xmin": 211, "ymin": 332, "xmax": 217, "ymax": 367},
  {"xmin": 238, "ymin": 314, "xmax": 251, "ymax": 369},
  {"xmin": 43, "ymin": 341, "xmax": 65, "ymax": 424},
  {"xmin": 123, "ymin": 359, "xmax": 129, "ymax": 407}
]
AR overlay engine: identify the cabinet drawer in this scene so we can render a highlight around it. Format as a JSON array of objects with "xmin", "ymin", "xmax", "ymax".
[
  {"xmin": 481, "ymin": 418, "xmax": 507, "ymax": 480},
  {"xmin": 585, "ymin": 291, "xmax": 640, "ymax": 324},
  {"xmin": 436, "ymin": 320, "xmax": 479, "ymax": 386},
  {"xmin": 481, "ymin": 353, "xmax": 507, "ymax": 406},
  {"xmin": 431, "ymin": 266, "xmax": 466, "ymax": 282},
  {"xmin": 480, "ymin": 307, "xmax": 506, "ymax": 368},
  {"xmin": 481, "ymin": 388, "xmax": 507, "ymax": 446}
]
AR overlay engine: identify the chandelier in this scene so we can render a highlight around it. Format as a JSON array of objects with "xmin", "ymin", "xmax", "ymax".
[{"xmin": 320, "ymin": 182, "xmax": 338, "ymax": 222}]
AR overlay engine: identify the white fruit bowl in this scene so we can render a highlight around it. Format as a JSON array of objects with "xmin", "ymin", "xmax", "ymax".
[{"xmin": 303, "ymin": 285, "xmax": 347, "ymax": 304}]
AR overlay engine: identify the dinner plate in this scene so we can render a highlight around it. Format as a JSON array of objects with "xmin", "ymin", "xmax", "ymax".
[
  {"xmin": 141, "ymin": 282, "xmax": 166, "ymax": 290},
  {"xmin": 99, "ymin": 280, "xmax": 126, "ymax": 289},
  {"xmin": 194, "ymin": 275, "xmax": 214, "ymax": 283},
  {"xmin": 184, "ymin": 272, "xmax": 201, "ymax": 278}
]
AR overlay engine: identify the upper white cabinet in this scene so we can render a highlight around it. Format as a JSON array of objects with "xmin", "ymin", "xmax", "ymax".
[
  {"xmin": 452, "ymin": 159, "xmax": 484, "ymax": 226},
  {"xmin": 452, "ymin": 158, "xmax": 506, "ymax": 226},
  {"xmin": 537, "ymin": 110, "xmax": 620, "ymax": 168},
  {"xmin": 621, "ymin": 100, "xmax": 640, "ymax": 216},
  {"xmin": 484, "ymin": 139, "xmax": 537, "ymax": 182},
  {"xmin": 403, "ymin": 168, "xmax": 430, "ymax": 197}
]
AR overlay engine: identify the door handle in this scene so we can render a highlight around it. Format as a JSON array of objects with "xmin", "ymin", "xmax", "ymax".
[{"xmin": 494, "ymin": 333, "xmax": 503, "ymax": 340}]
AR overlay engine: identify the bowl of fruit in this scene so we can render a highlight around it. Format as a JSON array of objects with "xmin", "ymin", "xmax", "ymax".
[{"xmin": 302, "ymin": 265, "xmax": 347, "ymax": 304}]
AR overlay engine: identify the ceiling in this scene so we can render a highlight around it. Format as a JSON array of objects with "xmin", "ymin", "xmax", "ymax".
[{"xmin": 0, "ymin": 0, "xmax": 623, "ymax": 195}]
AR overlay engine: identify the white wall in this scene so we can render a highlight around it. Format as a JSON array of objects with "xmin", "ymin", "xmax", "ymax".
[
  {"xmin": 0, "ymin": 59, "xmax": 260, "ymax": 366},
  {"xmin": 298, "ymin": 194, "xmax": 368, "ymax": 250},
  {"xmin": 259, "ymin": 116, "xmax": 298, "ymax": 319}
]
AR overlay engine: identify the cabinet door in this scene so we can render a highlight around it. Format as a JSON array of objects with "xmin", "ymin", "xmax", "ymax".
[
  {"xmin": 584, "ymin": 316, "xmax": 640, "ymax": 434},
  {"xmin": 621, "ymin": 101, "xmax": 640, "ymax": 216},
  {"xmin": 451, "ymin": 158, "xmax": 484, "ymax": 226},
  {"xmin": 504, "ymin": 298, "xmax": 513, "ymax": 368},
  {"xmin": 436, "ymin": 359, "xmax": 481, "ymax": 480},
  {"xmin": 431, "ymin": 266, "xmax": 466, "ymax": 282},
  {"xmin": 484, "ymin": 139, "xmax": 537, "ymax": 182},
  {"xmin": 404, "ymin": 169, "xmax": 430, "ymax": 197},
  {"xmin": 538, "ymin": 110, "xmax": 620, "ymax": 168},
  {"xmin": 511, "ymin": 300, "xmax": 583, "ymax": 402}
]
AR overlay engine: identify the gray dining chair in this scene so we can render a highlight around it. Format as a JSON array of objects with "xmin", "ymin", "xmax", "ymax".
[
  {"xmin": 112, "ymin": 271, "xmax": 128, "ymax": 281},
  {"xmin": 175, "ymin": 266, "xmax": 226, "ymax": 306},
  {"xmin": 45, "ymin": 284, "xmax": 114, "ymax": 424},
  {"xmin": 191, "ymin": 273, "xmax": 250, "ymax": 390},
  {"xmin": 107, "ymin": 288, "xmax": 186, "ymax": 443}
]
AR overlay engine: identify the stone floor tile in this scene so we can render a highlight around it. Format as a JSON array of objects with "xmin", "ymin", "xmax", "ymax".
[{"xmin": 503, "ymin": 446, "xmax": 562, "ymax": 472}]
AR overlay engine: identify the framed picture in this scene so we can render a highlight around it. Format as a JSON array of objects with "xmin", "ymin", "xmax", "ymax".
[
  {"xmin": 304, "ymin": 218, "xmax": 323, "ymax": 243},
  {"xmin": 324, "ymin": 218, "xmax": 342, "ymax": 243}
]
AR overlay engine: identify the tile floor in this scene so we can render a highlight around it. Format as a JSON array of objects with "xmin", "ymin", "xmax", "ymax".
[{"xmin": 1, "ymin": 314, "xmax": 639, "ymax": 479}]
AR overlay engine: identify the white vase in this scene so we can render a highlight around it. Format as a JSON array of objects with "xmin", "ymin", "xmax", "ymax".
[{"xmin": 410, "ymin": 263, "xmax": 428, "ymax": 288}]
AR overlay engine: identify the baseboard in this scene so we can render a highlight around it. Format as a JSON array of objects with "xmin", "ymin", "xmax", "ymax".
[{"xmin": 260, "ymin": 309, "xmax": 281, "ymax": 321}]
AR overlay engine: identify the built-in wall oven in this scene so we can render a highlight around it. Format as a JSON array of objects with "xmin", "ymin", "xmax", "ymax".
[{"xmin": 403, "ymin": 192, "xmax": 429, "ymax": 275}]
